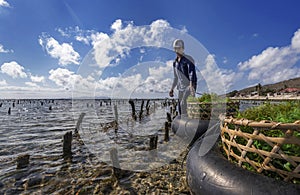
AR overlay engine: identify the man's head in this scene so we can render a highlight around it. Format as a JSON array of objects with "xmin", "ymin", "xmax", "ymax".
[{"xmin": 173, "ymin": 39, "xmax": 184, "ymax": 55}]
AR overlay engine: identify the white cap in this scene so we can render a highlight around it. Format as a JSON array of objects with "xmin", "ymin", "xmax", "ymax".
[{"xmin": 173, "ymin": 39, "xmax": 184, "ymax": 49}]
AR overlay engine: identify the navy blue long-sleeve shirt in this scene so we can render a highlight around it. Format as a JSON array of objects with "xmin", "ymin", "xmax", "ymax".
[{"xmin": 172, "ymin": 54, "xmax": 197, "ymax": 92}]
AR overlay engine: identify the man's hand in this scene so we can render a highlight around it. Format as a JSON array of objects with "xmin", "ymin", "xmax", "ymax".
[
  {"xmin": 189, "ymin": 85, "xmax": 195, "ymax": 97},
  {"xmin": 169, "ymin": 89, "xmax": 174, "ymax": 97}
]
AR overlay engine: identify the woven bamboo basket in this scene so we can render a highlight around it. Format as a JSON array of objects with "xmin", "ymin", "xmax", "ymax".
[
  {"xmin": 220, "ymin": 117, "xmax": 300, "ymax": 183},
  {"xmin": 187, "ymin": 101, "xmax": 239, "ymax": 119}
]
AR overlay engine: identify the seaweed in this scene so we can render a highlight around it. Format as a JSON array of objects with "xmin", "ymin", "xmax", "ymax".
[{"xmin": 226, "ymin": 100, "xmax": 300, "ymax": 183}]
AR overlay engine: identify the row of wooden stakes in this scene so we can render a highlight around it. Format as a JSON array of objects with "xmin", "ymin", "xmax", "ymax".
[{"xmin": 15, "ymin": 99, "xmax": 179, "ymax": 180}]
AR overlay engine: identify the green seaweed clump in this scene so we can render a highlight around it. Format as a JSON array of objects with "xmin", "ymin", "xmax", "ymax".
[
  {"xmin": 237, "ymin": 101, "xmax": 300, "ymax": 123},
  {"xmin": 187, "ymin": 93, "xmax": 229, "ymax": 103}
]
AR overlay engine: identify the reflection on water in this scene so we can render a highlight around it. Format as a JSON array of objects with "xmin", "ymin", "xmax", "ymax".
[
  {"xmin": 0, "ymin": 99, "xmax": 170, "ymax": 194},
  {"xmin": 2, "ymin": 99, "xmax": 277, "ymax": 193}
]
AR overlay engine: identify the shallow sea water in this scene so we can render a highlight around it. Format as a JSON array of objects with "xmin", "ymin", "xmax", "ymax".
[{"xmin": 0, "ymin": 99, "xmax": 190, "ymax": 194}]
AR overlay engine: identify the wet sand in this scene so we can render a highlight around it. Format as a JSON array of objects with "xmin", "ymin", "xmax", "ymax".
[{"xmin": 73, "ymin": 150, "xmax": 190, "ymax": 195}]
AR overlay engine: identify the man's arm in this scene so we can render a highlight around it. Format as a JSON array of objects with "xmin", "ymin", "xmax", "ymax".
[
  {"xmin": 169, "ymin": 66, "xmax": 178, "ymax": 97},
  {"xmin": 186, "ymin": 56, "xmax": 197, "ymax": 96},
  {"xmin": 171, "ymin": 67, "xmax": 178, "ymax": 90}
]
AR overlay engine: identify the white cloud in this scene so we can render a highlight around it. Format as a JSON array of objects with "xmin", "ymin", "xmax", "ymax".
[
  {"xmin": 75, "ymin": 31, "xmax": 109, "ymax": 46},
  {"xmin": 238, "ymin": 34, "xmax": 300, "ymax": 84},
  {"xmin": 0, "ymin": 85, "xmax": 73, "ymax": 99},
  {"xmin": 1, "ymin": 61, "xmax": 27, "ymax": 78},
  {"xmin": 90, "ymin": 32, "xmax": 110, "ymax": 46},
  {"xmin": 139, "ymin": 77, "xmax": 172, "ymax": 95},
  {"xmin": 108, "ymin": 74, "xmax": 143, "ymax": 98},
  {"xmin": 93, "ymin": 19, "xmax": 174, "ymax": 69},
  {"xmin": 0, "ymin": 79, "xmax": 7, "ymax": 86},
  {"xmin": 0, "ymin": 0, "xmax": 10, "ymax": 7},
  {"xmin": 106, "ymin": 61, "xmax": 173, "ymax": 97},
  {"xmin": 0, "ymin": 43, "xmax": 12, "ymax": 53},
  {"xmin": 111, "ymin": 19, "xmax": 122, "ymax": 31},
  {"xmin": 57, "ymin": 28, "xmax": 71, "ymax": 37},
  {"xmin": 39, "ymin": 34, "xmax": 80, "ymax": 66},
  {"xmin": 238, "ymin": 28, "xmax": 300, "ymax": 84},
  {"xmin": 32, "ymin": 19, "xmax": 244, "ymax": 97},
  {"xmin": 239, "ymin": 46, "xmax": 299, "ymax": 82},
  {"xmin": 144, "ymin": 19, "xmax": 171, "ymax": 47},
  {"xmin": 55, "ymin": 19, "xmax": 180, "ymax": 73},
  {"xmin": 97, "ymin": 76, "xmax": 119, "ymax": 91},
  {"xmin": 198, "ymin": 28, "xmax": 300, "ymax": 90},
  {"xmin": 49, "ymin": 68, "xmax": 77, "ymax": 87},
  {"xmin": 74, "ymin": 35, "xmax": 89, "ymax": 45},
  {"xmin": 148, "ymin": 60, "xmax": 173, "ymax": 80},
  {"xmin": 25, "ymin": 82, "xmax": 39, "ymax": 88},
  {"xmin": 57, "ymin": 26, "xmax": 109, "ymax": 46},
  {"xmin": 95, "ymin": 64, "xmax": 172, "ymax": 98},
  {"xmin": 202, "ymin": 54, "xmax": 240, "ymax": 93},
  {"xmin": 30, "ymin": 75, "xmax": 45, "ymax": 83},
  {"xmin": 49, "ymin": 68, "xmax": 98, "ymax": 94},
  {"xmin": 291, "ymin": 29, "xmax": 300, "ymax": 51}
]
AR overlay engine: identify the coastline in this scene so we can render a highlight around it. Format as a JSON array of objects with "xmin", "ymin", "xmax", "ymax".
[{"xmin": 230, "ymin": 95, "xmax": 300, "ymax": 101}]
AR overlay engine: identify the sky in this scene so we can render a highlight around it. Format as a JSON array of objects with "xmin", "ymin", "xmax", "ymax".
[{"xmin": 1, "ymin": 0, "xmax": 300, "ymax": 99}]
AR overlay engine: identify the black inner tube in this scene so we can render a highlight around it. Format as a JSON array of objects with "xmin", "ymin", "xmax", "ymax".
[
  {"xmin": 186, "ymin": 136, "xmax": 300, "ymax": 195},
  {"xmin": 171, "ymin": 115, "xmax": 210, "ymax": 146}
]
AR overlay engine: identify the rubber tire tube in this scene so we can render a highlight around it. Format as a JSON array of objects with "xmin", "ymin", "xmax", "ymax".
[
  {"xmin": 171, "ymin": 115, "xmax": 210, "ymax": 146},
  {"xmin": 186, "ymin": 136, "xmax": 300, "ymax": 195}
]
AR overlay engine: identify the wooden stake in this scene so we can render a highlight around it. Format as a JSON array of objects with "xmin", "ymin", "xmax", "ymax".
[
  {"xmin": 129, "ymin": 100, "xmax": 137, "ymax": 120},
  {"xmin": 164, "ymin": 122, "xmax": 169, "ymax": 142},
  {"xmin": 74, "ymin": 113, "xmax": 85, "ymax": 134},
  {"xmin": 113, "ymin": 105, "xmax": 118, "ymax": 131},
  {"xmin": 146, "ymin": 99, "xmax": 150, "ymax": 115},
  {"xmin": 16, "ymin": 154, "xmax": 30, "ymax": 169},
  {"xmin": 63, "ymin": 131, "xmax": 72, "ymax": 158},
  {"xmin": 149, "ymin": 134, "xmax": 158, "ymax": 150},
  {"xmin": 110, "ymin": 148, "xmax": 121, "ymax": 178},
  {"xmin": 166, "ymin": 112, "xmax": 172, "ymax": 123},
  {"xmin": 139, "ymin": 100, "xmax": 144, "ymax": 120}
]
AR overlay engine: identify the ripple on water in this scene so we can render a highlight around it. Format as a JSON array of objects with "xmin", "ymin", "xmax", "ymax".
[{"xmin": 0, "ymin": 99, "xmax": 173, "ymax": 194}]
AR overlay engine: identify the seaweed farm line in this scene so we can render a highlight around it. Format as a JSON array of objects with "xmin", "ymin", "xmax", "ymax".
[{"xmin": 0, "ymin": 99, "xmax": 189, "ymax": 194}]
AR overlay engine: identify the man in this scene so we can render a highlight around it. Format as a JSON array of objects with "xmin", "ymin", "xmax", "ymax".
[{"xmin": 169, "ymin": 39, "xmax": 197, "ymax": 115}]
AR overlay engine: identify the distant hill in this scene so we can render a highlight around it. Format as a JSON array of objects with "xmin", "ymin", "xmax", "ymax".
[{"xmin": 227, "ymin": 77, "xmax": 300, "ymax": 96}]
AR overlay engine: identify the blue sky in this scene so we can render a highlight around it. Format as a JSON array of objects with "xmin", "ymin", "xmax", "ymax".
[{"xmin": 1, "ymin": 0, "xmax": 300, "ymax": 98}]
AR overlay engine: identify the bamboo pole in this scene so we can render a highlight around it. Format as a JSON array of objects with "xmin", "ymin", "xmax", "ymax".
[{"xmin": 223, "ymin": 118, "xmax": 300, "ymax": 131}]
